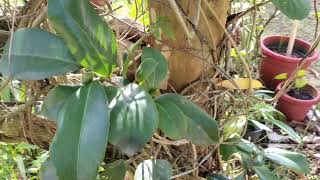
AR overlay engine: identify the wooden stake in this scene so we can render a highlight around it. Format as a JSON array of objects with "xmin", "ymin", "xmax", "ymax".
[{"xmin": 286, "ymin": 20, "xmax": 299, "ymax": 57}]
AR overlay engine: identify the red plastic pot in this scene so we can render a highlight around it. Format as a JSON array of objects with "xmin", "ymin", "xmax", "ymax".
[
  {"xmin": 260, "ymin": 36, "xmax": 319, "ymax": 89},
  {"xmin": 276, "ymin": 82, "xmax": 320, "ymax": 122}
]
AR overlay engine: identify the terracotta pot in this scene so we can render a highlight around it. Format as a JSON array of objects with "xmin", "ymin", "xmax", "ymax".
[
  {"xmin": 276, "ymin": 82, "xmax": 320, "ymax": 122},
  {"xmin": 260, "ymin": 36, "xmax": 319, "ymax": 89}
]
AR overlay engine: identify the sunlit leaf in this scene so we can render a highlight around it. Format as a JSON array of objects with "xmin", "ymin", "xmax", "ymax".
[
  {"xmin": 295, "ymin": 79, "xmax": 308, "ymax": 88},
  {"xmin": 296, "ymin": 70, "xmax": 306, "ymax": 78},
  {"xmin": 108, "ymin": 84, "xmax": 158, "ymax": 156},
  {"xmin": 51, "ymin": 81, "xmax": 109, "ymax": 179},
  {"xmin": 249, "ymin": 120, "xmax": 272, "ymax": 132},
  {"xmin": 48, "ymin": 0, "xmax": 117, "ymax": 76},
  {"xmin": 0, "ymin": 28, "xmax": 80, "ymax": 80},
  {"xmin": 263, "ymin": 148, "xmax": 309, "ymax": 174},
  {"xmin": 217, "ymin": 78, "xmax": 264, "ymax": 90},
  {"xmin": 223, "ymin": 115, "xmax": 247, "ymax": 142},
  {"xmin": 134, "ymin": 159, "xmax": 172, "ymax": 180},
  {"xmin": 274, "ymin": 73, "xmax": 288, "ymax": 80}
]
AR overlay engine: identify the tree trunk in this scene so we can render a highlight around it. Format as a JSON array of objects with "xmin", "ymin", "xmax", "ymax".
[{"xmin": 149, "ymin": 0, "xmax": 230, "ymax": 91}]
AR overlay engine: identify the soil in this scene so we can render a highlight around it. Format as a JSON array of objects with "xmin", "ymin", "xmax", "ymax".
[
  {"xmin": 267, "ymin": 45, "xmax": 306, "ymax": 58},
  {"xmin": 287, "ymin": 88, "xmax": 313, "ymax": 100}
]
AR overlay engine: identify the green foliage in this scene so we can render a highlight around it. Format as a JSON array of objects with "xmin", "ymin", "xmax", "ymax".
[
  {"xmin": 220, "ymin": 139, "xmax": 310, "ymax": 180},
  {"xmin": 136, "ymin": 47, "xmax": 169, "ymax": 90},
  {"xmin": 0, "ymin": 0, "xmax": 311, "ymax": 179},
  {"xmin": 0, "ymin": 143, "xmax": 48, "ymax": 179},
  {"xmin": 222, "ymin": 115, "xmax": 246, "ymax": 142},
  {"xmin": 0, "ymin": 28, "xmax": 80, "ymax": 80},
  {"xmin": 149, "ymin": 16, "xmax": 175, "ymax": 40},
  {"xmin": 156, "ymin": 99, "xmax": 188, "ymax": 140},
  {"xmin": 252, "ymin": 165, "xmax": 279, "ymax": 180},
  {"xmin": 41, "ymin": 85, "xmax": 80, "ymax": 123},
  {"xmin": 271, "ymin": 0, "xmax": 311, "ymax": 20},
  {"xmin": 108, "ymin": 83, "xmax": 158, "ymax": 156},
  {"xmin": 263, "ymin": 148, "xmax": 309, "ymax": 174},
  {"xmin": 134, "ymin": 159, "xmax": 172, "ymax": 180},
  {"xmin": 274, "ymin": 70, "xmax": 308, "ymax": 89},
  {"xmin": 100, "ymin": 160, "xmax": 126, "ymax": 180},
  {"xmin": 50, "ymin": 81, "xmax": 109, "ymax": 179},
  {"xmin": 48, "ymin": 0, "xmax": 117, "ymax": 77},
  {"xmin": 156, "ymin": 94, "xmax": 220, "ymax": 145},
  {"xmin": 112, "ymin": 0, "xmax": 149, "ymax": 25},
  {"xmin": 249, "ymin": 101, "xmax": 302, "ymax": 143}
]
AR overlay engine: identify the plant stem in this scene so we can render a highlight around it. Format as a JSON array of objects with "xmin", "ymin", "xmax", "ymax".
[{"xmin": 286, "ymin": 20, "xmax": 299, "ymax": 57}]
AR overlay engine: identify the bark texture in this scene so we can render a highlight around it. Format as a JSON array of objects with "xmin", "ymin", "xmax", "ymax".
[{"xmin": 149, "ymin": 0, "xmax": 230, "ymax": 91}]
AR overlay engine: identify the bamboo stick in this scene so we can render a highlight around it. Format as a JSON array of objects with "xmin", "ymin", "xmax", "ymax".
[{"xmin": 286, "ymin": 20, "xmax": 299, "ymax": 57}]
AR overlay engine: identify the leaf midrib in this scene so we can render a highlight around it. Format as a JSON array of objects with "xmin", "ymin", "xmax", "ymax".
[{"xmin": 76, "ymin": 84, "xmax": 92, "ymax": 178}]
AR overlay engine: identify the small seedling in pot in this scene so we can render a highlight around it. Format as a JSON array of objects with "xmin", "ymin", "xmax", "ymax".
[{"xmin": 274, "ymin": 70, "xmax": 312, "ymax": 100}]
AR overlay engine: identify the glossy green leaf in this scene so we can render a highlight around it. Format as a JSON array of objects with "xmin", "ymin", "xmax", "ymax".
[
  {"xmin": 265, "ymin": 118, "xmax": 302, "ymax": 143},
  {"xmin": 40, "ymin": 160, "xmax": 58, "ymax": 180},
  {"xmin": 263, "ymin": 148, "xmax": 309, "ymax": 174},
  {"xmin": 50, "ymin": 81, "xmax": 109, "ymax": 180},
  {"xmin": 236, "ymin": 139, "xmax": 261, "ymax": 154},
  {"xmin": 156, "ymin": 94, "xmax": 220, "ymax": 145},
  {"xmin": 134, "ymin": 159, "xmax": 172, "ymax": 180},
  {"xmin": 101, "ymin": 160, "xmax": 126, "ymax": 180},
  {"xmin": 136, "ymin": 47, "xmax": 168, "ymax": 89},
  {"xmin": 219, "ymin": 144, "xmax": 238, "ymax": 161},
  {"xmin": 0, "ymin": 28, "xmax": 80, "ymax": 80},
  {"xmin": 104, "ymin": 85, "xmax": 119, "ymax": 101},
  {"xmin": 271, "ymin": 0, "xmax": 311, "ymax": 20},
  {"xmin": 156, "ymin": 100, "xmax": 188, "ymax": 140},
  {"xmin": 108, "ymin": 84, "xmax": 158, "ymax": 156},
  {"xmin": 48, "ymin": 0, "xmax": 117, "ymax": 76},
  {"xmin": 253, "ymin": 165, "xmax": 279, "ymax": 180},
  {"xmin": 41, "ymin": 85, "xmax": 80, "ymax": 123}
]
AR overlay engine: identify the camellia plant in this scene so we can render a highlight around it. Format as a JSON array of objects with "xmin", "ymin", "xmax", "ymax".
[{"xmin": 0, "ymin": 0, "xmax": 312, "ymax": 179}]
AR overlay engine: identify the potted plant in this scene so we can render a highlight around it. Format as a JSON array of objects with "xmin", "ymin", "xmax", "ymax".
[
  {"xmin": 275, "ymin": 71, "xmax": 320, "ymax": 123},
  {"xmin": 260, "ymin": 0, "xmax": 319, "ymax": 89},
  {"xmin": 260, "ymin": 36, "xmax": 319, "ymax": 89}
]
